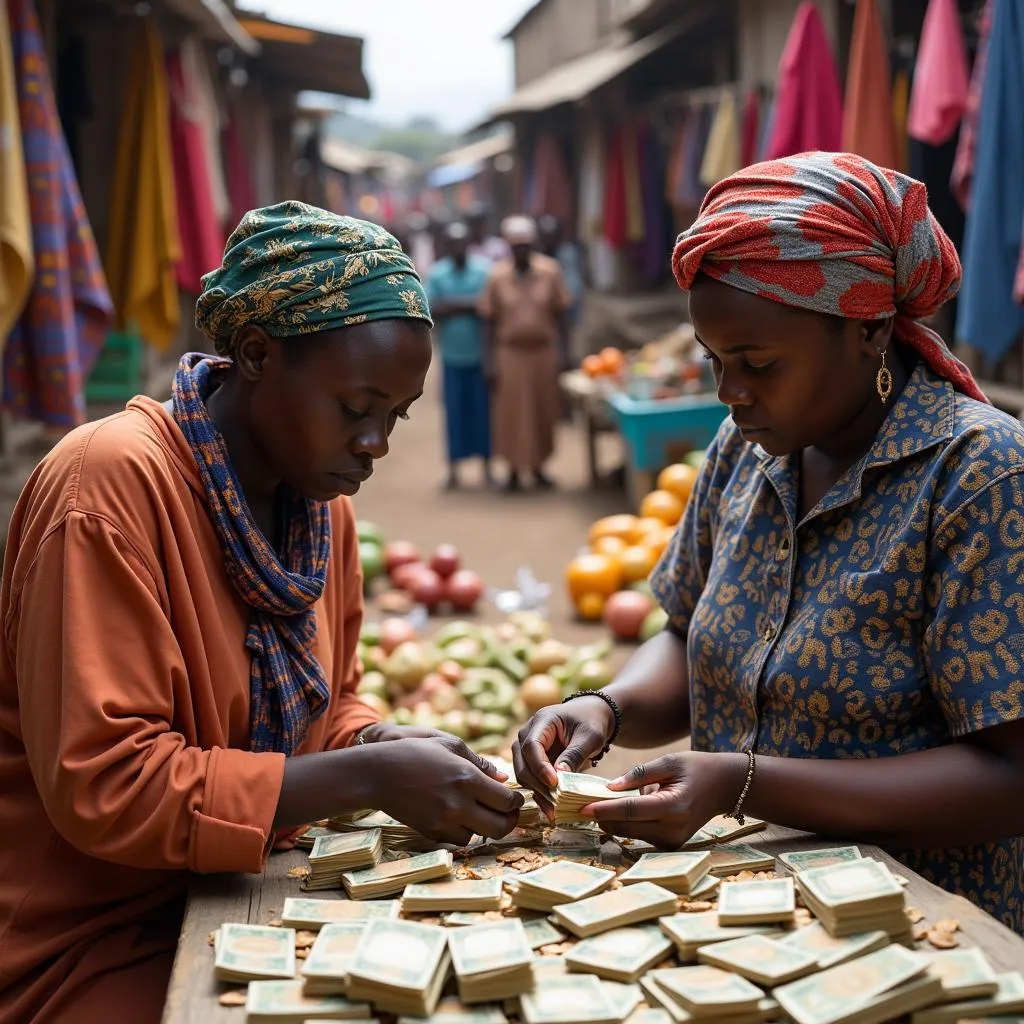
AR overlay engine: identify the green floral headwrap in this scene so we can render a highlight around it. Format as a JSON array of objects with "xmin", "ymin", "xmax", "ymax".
[{"xmin": 195, "ymin": 201, "xmax": 432, "ymax": 356}]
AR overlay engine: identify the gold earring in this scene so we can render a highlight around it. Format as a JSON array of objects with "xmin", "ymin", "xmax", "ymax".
[{"xmin": 876, "ymin": 349, "xmax": 893, "ymax": 404}]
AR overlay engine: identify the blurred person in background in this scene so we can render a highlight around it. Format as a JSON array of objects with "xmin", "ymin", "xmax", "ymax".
[
  {"xmin": 405, "ymin": 210, "xmax": 435, "ymax": 276},
  {"xmin": 427, "ymin": 222, "xmax": 495, "ymax": 489},
  {"xmin": 479, "ymin": 215, "xmax": 573, "ymax": 492},
  {"xmin": 466, "ymin": 201, "xmax": 511, "ymax": 265},
  {"xmin": 539, "ymin": 214, "xmax": 583, "ymax": 326}
]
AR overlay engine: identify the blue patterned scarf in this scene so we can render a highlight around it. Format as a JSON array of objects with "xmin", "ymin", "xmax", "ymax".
[{"xmin": 172, "ymin": 353, "xmax": 333, "ymax": 755}]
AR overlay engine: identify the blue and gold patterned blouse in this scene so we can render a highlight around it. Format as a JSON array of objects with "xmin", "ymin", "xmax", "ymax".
[{"xmin": 651, "ymin": 361, "xmax": 1024, "ymax": 933}]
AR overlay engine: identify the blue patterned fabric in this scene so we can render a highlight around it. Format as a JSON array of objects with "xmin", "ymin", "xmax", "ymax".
[
  {"xmin": 172, "ymin": 353, "xmax": 332, "ymax": 755},
  {"xmin": 651, "ymin": 361, "xmax": 1024, "ymax": 932}
]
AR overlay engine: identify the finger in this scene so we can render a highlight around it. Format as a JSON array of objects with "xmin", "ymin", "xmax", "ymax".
[
  {"xmin": 472, "ymin": 773, "xmax": 526, "ymax": 816},
  {"xmin": 607, "ymin": 755, "xmax": 681, "ymax": 790},
  {"xmin": 583, "ymin": 791, "xmax": 676, "ymax": 823},
  {"xmin": 424, "ymin": 824, "xmax": 475, "ymax": 848},
  {"xmin": 520, "ymin": 729, "xmax": 560, "ymax": 790},
  {"xmin": 443, "ymin": 736, "xmax": 509, "ymax": 781},
  {"xmin": 553, "ymin": 728, "xmax": 604, "ymax": 774},
  {"xmin": 468, "ymin": 804, "xmax": 524, "ymax": 841}
]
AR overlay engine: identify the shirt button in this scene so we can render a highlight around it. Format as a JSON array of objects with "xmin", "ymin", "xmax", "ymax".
[{"xmin": 763, "ymin": 624, "xmax": 777, "ymax": 642}]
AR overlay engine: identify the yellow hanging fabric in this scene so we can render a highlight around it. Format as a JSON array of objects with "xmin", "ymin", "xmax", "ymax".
[
  {"xmin": 892, "ymin": 68, "xmax": 911, "ymax": 173},
  {"xmin": 0, "ymin": 0, "xmax": 34, "ymax": 348},
  {"xmin": 700, "ymin": 91, "xmax": 741, "ymax": 187},
  {"xmin": 105, "ymin": 19, "xmax": 181, "ymax": 351}
]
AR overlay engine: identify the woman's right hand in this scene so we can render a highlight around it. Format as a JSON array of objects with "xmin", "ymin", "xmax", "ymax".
[
  {"xmin": 368, "ymin": 736, "xmax": 524, "ymax": 847},
  {"xmin": 512, "ymin": 697, "xmax": 616, "ymax": 818}
]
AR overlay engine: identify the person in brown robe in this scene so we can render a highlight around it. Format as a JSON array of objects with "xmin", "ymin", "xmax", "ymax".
[
  {"xmin": 479, "ymin": 215, "xmax": 573, "ymax": 492},
  {"xmin": 0, "ymin": 203, "xmax": 521, "ymax": 1024}
]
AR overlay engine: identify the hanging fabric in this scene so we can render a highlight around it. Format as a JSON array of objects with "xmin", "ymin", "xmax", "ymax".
[
  {"xmin": 106, "ymin": 18, "xmax": 181, "ymax": 354},
  {"xmin": 951, "ymin": 0, "xmax": 995, "ymax": 211},
  {"xmin": 180, "ymin": 39, "xmax": 230, "ymax": 228},
  {"xmin": 636, "ymin": 120, "xmax": 667, "ymax": 282},
  {"xmin": 740, "ymin": 89, "xmax": 760, "ymax": 168},
  {"xmin": 765, "ymin": 1, "xmax": 843, "ymax": 160},
  {"xmin": 530, "ymin": 132, "xmax": 573, "ymax": 227},
  {"xmin": 682, "ymin": 103, "xmax": 713, "ymax": 207},
  {"xmin": 700, "ymin": 90, "xmax": 741, "ymax": 186},
  {"xmin": 955, "ymin": 0, "xmax": 1024, "ymax": 366},
  {"xmin": 0, "ymin": 0, "xmax": 33, "ymax": 347},
  {"xmin": 843, "ymin": 0, "xmax": 898, "ymax": 168},
  {"xmin": 3, "ymin": 0, "xmax": 112, "ymax": 429},
  {"xmin": 666, "ymin": 110, "xmax": 691, "ymax": 208},
  {"xmin": 891, "ymin": 69, "xmax": 910, "ymax": 172},
  {"xmin": 578, "ymin": 119, "xmax": 605, "ymax": 244},
  {"xmin": 602, "ymin": 126, "xmax": 627, "ymax": 248},
  {"xmin": 222, "ymin": 99, "xmax": 257, "ymax": 227},
  {"xmin": 623, "ymin": 121, "xmax": 645, "ymax": 243},
  {"xmin": 908, "ymin": 0, "xmax": 970, "ymax": 146},
  {"xmin": 757, "ymin": 95, "xmax": 777, "ymax": 162},
  {"xmin": 167, "ymin": 44, "xmax": 226, "ymax": 294}
]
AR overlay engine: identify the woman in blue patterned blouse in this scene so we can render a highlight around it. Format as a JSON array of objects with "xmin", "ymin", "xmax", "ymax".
[{"xmin": 514, "ymin": 153, "xmax": 1024, "ymax": 933}]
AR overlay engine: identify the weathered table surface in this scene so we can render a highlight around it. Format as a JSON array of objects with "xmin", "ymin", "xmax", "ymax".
[{"xmin": 163, "ymin": 747, "xmax": 1024, "ymax": 1023}]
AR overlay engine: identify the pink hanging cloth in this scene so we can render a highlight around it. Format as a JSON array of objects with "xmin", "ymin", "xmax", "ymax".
[
  {"xmin": 764, "ymin": 2, "xmax": 843, "ymax": 160},
  {"xmin": 908, "ymin": 0, "xmax": 970, "ymax": 146}
]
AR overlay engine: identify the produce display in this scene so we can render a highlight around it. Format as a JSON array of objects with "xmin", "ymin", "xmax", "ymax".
[
  {"xmin": 357, "ymin": 521, "xmax": 486, "ymax": 615},
  {"xmin": 566, "ymin": 454, "xmax": 704, "ymax": 635},
  {"xmin": 579, "ymin": 325, "xmax": 716, "ymax": 402},
  {"xmin": 355, "ymin": 611, "xmax": 615, "ymax": 755}
]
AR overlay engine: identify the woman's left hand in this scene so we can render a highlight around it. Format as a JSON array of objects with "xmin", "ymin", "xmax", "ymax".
[{"xmin": 582, "ymin": 752, "xmax": 747, "ymax": 847}]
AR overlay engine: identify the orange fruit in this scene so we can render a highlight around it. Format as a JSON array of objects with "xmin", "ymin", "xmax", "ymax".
[
  {"xmin": 657, "ymin": 463, "xmax": 700, "ymax": 506},
  {"xmin": 599, "ymin": 347, "xmax": 625, "ymax": 374},
  {"xmin": 588, "ymin": 514, "xmax": 638, "ymax": 545},
  {"xmin": 629, "ymin": 515, "xmax": 668, "ymax": 544},
  {"xmin": 593, "ymin": 535, "xmax": 627, "ymax": 558},
  {"xmin": 581, "ymin": 354, "xmax": 605, "ymax": 378},
  {"xmin": 565, "ymin": 553, "xmax": 624, "ymax": 601},
  {"xmin": 640, "ymin": 489, "xmax": 685, "ymax": 526},
  {"xmin": 620, "ymin": 544, "xmax": 659, "ymax": 583},
  {"xmin": 576, "ymin": 592, "xmax": 606, "ymax": 621},
  {"xmin": 644, "ymin": 525, "xmax": 674, "ymax": 558}
]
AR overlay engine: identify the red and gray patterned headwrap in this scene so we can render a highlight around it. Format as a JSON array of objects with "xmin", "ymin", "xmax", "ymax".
[{"xmin": 672, "ymin": 151, "xmax": 987, "ymax": 403}]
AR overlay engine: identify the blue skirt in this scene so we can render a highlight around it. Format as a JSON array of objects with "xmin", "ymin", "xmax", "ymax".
[{"xmin": 443, "ymin": 363, "xmax": 491, "ymax": 463}]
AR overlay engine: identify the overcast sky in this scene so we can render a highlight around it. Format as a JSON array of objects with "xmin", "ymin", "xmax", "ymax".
[{"xmin": 236, "ymin": 0, "xmax": 537, "ymax": 132}]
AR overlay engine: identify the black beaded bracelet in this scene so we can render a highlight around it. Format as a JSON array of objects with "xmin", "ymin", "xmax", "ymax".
[{"xmin": 562, "ymin": 690, "xmax": 622, "ymax": 767}]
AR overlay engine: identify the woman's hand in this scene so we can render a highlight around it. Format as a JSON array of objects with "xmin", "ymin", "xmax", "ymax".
[
  {"xmin": 357, "ymin": 723, "xmax": 510, "ymax": 782},
  {"xmin": 581, "ymin": 752, "xmax": 747, "ymax": 847},
  {"xmin": 368, "ymin": 737, "xmax": 524, "ymax": 847},
  {"xmin": 512, "ymin": 697, "xmax": 617, "ymax": 818}
]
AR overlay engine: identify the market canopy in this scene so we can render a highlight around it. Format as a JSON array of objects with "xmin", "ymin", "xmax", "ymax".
[
  {"xmin": 485, "ymin": 19, "xmax": 693, "ymax": 121},
  {"xmin": 237, "ymin": 14, "xmax": 370, "ymax": 99}
]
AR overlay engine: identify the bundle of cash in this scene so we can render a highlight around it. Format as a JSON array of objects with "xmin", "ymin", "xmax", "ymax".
[
  {"xmin": 716, "ymin": 878, "xmax": 796, "ymax": 926},
  {"xmin": 776, "ymin": 945, "xmax": 940, "ymax": 1024},
  {"xmin": 329, "ymin": 809, "xmax": 429, "ymax": 849},
  {"xmin": 244, "ymin": 978, "xmax": 371, "ymax": 1022},
  {"xmin": 552, "ymin": 881, "xmax": 678, "ymax": 938},
  {"xmin": 777, "ymin": 846, "xmax": 862, "ymax": 876},
  {"xmin": 519, "ymin": 972, "xmax": 622, "ymax": 1024},
  {"xmin": 618, "ymin": 818, "xmax": 768, "ymax": 864},
  {"xmin": 401, "ymin": 876, "xmax": 504, "ymax": 914},
  {"xmin": 696, "ymin": 934, "xmax": 819, "ymax": 986},
  {"xmin": 552, "ymin": 773, "xmax": 639, "ymax": 824},
  {"xmin": 295, "ymin": 825, "xmax": 344, "ymax": 850},
  {"xmin": 659, "ymin": 912, "xmax": 784, "ymax": 962},
  {"xmin": 600, "ymin": 979, "xmax": 643, "ymax": 1019},
  {"xmin": 342, "ymin": 850, "xmax": 453, "ymax": 900},
  {"xmin": 522, "ymin": 918, "xmax": 567, "ymax": 950},
  {"xmin": 281, "ymin": 897, "xmax": 398, "ymax": 930},
  {"xmin": 518, "ymin": 797, "xmax": 542, "ymax": 829},
  {"xmin": 641, "ymin": 967, "xmax": 777, "ymax": 1024},
  {"xmin": 563, "ymin": 924, "xmax": 674, "ymax": 983},
  {"xmin": 448, "ymin": 919, "xmax": 535, "ymax": 1003},
  {"xmin": 305, "ymin": 831, "xmax": 384, "ymax": 891},
  {"xmin": 618, "ymin": 852, "xmax": 712, "ymax": 895},
  {"xmin": 510, "ymin": 862, "xmax": 616, "ymax": 912},
  {"xmin": 912, "ymin": 970, "xmax": 1024, "ymax": 1024},
  {"xmin": 213, "ymin": 923, "xmax": 296, "ymax": 982},
  {"xmin": 654, "ymin": 964, "xmax": 765, "ymax": 1019},
  {"xmin": 777, "ymin": 921, "xmax": 889, "ymax": 969},
  {"xmin": 925, "ymin": 948, "xmax": 1000, "ymax": 1001},
  {"xmin": 398, "ymin": 996, "xmax": 509, "ymax": 1024},
  {"xmin": 300, "ymin": 922, "xmax": 368, "ymax": 995},
  {"xmin": 345, "ymin": 919, "xmax": 451, "ymax": 1017},
  {"xmin": 705, "ymin": 846, "xmax": 775, "ymax": 878},
  {"xmin": 796, "ymin": 858, "xmax": 910, "ymax": 939}
]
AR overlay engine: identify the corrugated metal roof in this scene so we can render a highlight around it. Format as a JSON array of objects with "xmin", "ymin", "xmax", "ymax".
[{"xmin": 487, "ymin": 19, "xmax": 693, "ymax": 119}]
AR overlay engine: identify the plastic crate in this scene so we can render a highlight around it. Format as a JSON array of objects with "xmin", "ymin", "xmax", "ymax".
[
  {"xmin": 86, "ymin": 330, "xmax": 144, "ymax": 404},
  {"xmin": 606, "ymin": 390, "xmax": 728, "ymax": 472}
]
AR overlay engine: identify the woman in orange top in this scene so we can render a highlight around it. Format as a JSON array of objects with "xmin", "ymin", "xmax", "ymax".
[{"xmin": 0, "ymin": 203, "xmax": 522, "ymax": 1023}]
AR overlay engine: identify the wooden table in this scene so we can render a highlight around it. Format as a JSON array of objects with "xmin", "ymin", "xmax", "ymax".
[{"xmin": 163, "ymin": 823, "xmax": 1024, "ymax": 1024}]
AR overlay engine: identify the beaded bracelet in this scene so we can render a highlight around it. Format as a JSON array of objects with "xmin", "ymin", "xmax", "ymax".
[
  {"xmin": 562, "ymin": 691, "xmax": 622, "ymax": 767},
  {"xmin": 728, "ymin": 749, "xmax": 757, "ymax": 826}
]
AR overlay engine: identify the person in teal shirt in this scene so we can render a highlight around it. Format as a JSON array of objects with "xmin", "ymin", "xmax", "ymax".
[{"xmin": 427, "ymin": 223, "xmax": 494, "ymax": 489}]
